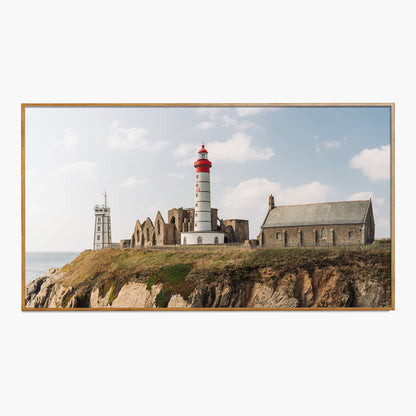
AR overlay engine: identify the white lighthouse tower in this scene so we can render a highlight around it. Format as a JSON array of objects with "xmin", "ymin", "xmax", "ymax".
[
  {"xmin": 93, "ymin": 191, "xmax": 112, "ymax": 250},
  {"xmin": 181, "ymin": 145, "xmax": 224, "ymax": 245}
]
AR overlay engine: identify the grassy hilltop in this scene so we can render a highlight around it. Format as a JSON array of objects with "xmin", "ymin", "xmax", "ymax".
[{"xmin": 25, "ymin": 244, "xmax": 393, "ymax": 309}]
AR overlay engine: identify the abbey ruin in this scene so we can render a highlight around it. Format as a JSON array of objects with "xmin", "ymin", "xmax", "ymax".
[{"xmin": 120, "ymin": 207, "xmax": 249, "ymax": 248}]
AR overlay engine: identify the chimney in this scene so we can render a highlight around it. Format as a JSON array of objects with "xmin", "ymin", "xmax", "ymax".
[{"xmin": 268, "ymin": 194, "xmax": 275, "ymax": 210}]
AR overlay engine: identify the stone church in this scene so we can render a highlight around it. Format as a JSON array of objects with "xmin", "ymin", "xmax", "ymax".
[
  {"xmin": 258, "ymin": 195, "xmax": 375, "ymax": 248},
  {"xmin": 120, "ymin": 207, "xmax": 249, "ymax": 248}
]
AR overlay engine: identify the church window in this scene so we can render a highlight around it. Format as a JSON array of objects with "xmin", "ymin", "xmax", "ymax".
[
  {"xmin": 276, "ymin": 232, "xmax": 282, "ymax": 240},
  {"xmin": 146, "ymin": 228, "xmax": 150, "ymax": 241},
  {"xmin": 349, "ymin": 231, "xmax": 354, "ymax": 238},
  {"xmin": 214, "ymin": 237, "xmax": 219, "ymax": 244},
  {"xmin": 197, "ymin": 236, "xmax": 203, "ymax": 244},
  {"xmin": 157, "ymin": 220, "xmax": 160, "ymax": 235},
  {"xmin": 321, "ymin": 228, "xmax": 327, "ymax": 239}
]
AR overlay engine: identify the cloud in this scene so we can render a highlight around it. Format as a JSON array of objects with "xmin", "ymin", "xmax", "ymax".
[
  {"xmin": 59, "ymin": 128, "xmax": 80, "ymax": 150},
  {"xmin": 119, "ymin": 176, "xmax": 147, "ymax": 187},
  {"xmin": 107, "ymin": 121, "xmax": 169, "ymax": 151},
  {"xmin": 195, "ymin": 108, "xmax": 222, "ymax": 119},
  {"xmin": 59, "ymin": 161, "xmax": 97, "ymax": 178},
  {"xmin": 196, "ymin": 121, "xmax": 216, "ymax": 130},
  {"xmin": 349, "ymin": 145, "xmax": 390, "ymax": 181},
  {"xmin": 174, "ymin": 132, "xmax": 274, "ymax": 166},
  {"xmin": 221, "ymin": 115, "xmax": 255, "ymax": 130},
  {"xmin": 236, "ymin": 108, "xmax": 262, "ymax": 117},
  {"xmin": 168, "ymin": 172, "xmax": 186, "ymax": 179},
  {"xmin": 208, "ymin": 132, "xmax": 274, "ymax": 162},
  {"xmin": 314, "ymin": 135, "xmax": 341, "ymax": 152},
  {"xmin": 348, "ymin": 191, "xmax": 384, "ymax": 206},
  {"xmin": 221, "ymin": 178, "xmax": 331, "ymax": 215},
  {"xmin": 173, "ymin": 143, "xmax": 195, "ymax": 159},
  {"xmin": 219, "ymin": 178, "xmax": 332, "ymax": 237}
]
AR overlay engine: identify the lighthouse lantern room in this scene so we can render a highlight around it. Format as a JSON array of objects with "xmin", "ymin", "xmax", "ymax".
[{"xmin": 181, "ymin": 145, "xmax": 224, "ymax": 245}]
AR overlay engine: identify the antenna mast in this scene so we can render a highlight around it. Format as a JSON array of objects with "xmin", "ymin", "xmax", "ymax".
[{"xmin": 103, "ymin": 190, "xmax": 107, "ymax": 208}]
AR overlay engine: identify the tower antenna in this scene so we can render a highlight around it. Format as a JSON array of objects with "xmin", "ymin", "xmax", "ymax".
[{"xmin": 103, "ymin": 190, "xmax": 107, "ymax": 208}]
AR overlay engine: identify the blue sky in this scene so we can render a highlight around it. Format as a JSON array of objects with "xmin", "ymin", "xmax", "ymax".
[{"xmin": 25, "ymin": 105, "xmax": 391, "ymax": 251}]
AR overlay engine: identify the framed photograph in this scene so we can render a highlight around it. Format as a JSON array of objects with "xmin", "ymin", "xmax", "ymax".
[{"xmin": 22, "ymin": 103, "xmax": 394, "ymax": 310}]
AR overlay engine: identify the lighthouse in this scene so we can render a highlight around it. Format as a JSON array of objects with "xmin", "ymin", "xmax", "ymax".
[{"xmin": 181, "ymin": 145, "xmax": 224, "ymax": 245}]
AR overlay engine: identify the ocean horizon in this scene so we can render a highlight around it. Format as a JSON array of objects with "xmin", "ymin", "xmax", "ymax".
[{"xmin": 25, "ymin": 252, "xmax": 81, "ymax": 283}]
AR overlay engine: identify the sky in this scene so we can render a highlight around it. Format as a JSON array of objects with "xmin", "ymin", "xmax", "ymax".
[{"xmin": 25, "ymin": 105, "xmax": 391, "ymax": 251}]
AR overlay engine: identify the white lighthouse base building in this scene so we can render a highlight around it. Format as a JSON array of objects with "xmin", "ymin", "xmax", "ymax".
[{"xmin": 181, "ymin": 231, "xmax": 224, "ymax": 246}]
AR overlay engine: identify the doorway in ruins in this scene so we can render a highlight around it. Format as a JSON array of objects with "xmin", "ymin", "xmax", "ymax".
[{"xmin": 170, "ymin": 216, "xmax": 177, "ymax": 244}]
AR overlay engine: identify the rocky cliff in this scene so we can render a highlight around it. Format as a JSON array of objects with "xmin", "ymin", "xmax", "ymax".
[{"xmin": 25, "ymin": 247, "xmax": 392, "ymax": 309}]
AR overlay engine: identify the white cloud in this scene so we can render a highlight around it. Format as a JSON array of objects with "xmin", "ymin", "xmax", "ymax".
[
  {"xmin": 349, "ymin": 191, "xmax": 384, "ymax": 206},
  {"xmin": 195, "ymin": 108, "xmax": 222, "ymax": 119},
  {"xmin": 174, "ymin": 132, "xmax": 273, "ymax": 166},
  {"xmin": 59, "ymin": 161, "xmax": 97, "ymax": 178},
  {"xmin": 107, "ymin": 121, "xmax": 169, "ymax": 151},
  {"xmin": 208, "ymin": 132, "xmax": 274, "ymax": 162},
  {"xmin": 119, "ymin": 176, "xmax": 147, "ymax": 187},
  {"xmin": 168, "ymin": 172, "xmax": 186, "ymax": 179},
  {"xmin": 236, "ymin": 108, "xmax": 262, "ymax": 117},
  {"xmin": 350, "ymin": 145, "xmax": 390, "ymax": 181},
  {"xmin": 314, "ymin": 135, "xmax": 341, "ymax": 153},
  {"xmin": 220, "ymin": 178, "xmax": 332, "ymax": 237},
  {"xmin": 221, "ymin": 115, "xmax": 255, "ymax": 130},
  {"xmin": 173, "ymin": 143, "xmax": 195, "ymax": 158},
  {"xmin": 323, "ymin": 140, "xmax": 341, "ymax": 149},
  {"xmin": 59, "ymin": 128, "xmax": 80, "ymax": 150},
  {"xmin": 196, "ymin": 121, "xmax": 216, "ymax": 130},
  {"xmin": 221, "ymin": 178, "xmax": 331, "ymax": 215}
]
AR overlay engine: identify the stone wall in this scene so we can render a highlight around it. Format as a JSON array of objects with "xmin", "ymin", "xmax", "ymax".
[
  {"xmin": 261, "ymin": 224, "xmax": 364, "ymax": 247},
  {"xmin": 127, "ymin": 207, "xmax": 249, "ymax": 247},
  {"xmin": 223, "ymin": 219, "xmax": 249, "ymax": 243},
  {"xmin": 120, "ymin": 239, "xmax": 131, "ymax": 248}
]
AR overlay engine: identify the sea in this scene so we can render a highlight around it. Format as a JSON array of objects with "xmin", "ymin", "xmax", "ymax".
[{"xmin": 25, "ymin": 252, "xmax": 80, "ymax": 283}]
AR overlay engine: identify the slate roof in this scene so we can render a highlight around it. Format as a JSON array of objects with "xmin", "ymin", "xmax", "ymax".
[{"xmin": 262, "ymin": 200, "xmax": 371, "ymax": 228}]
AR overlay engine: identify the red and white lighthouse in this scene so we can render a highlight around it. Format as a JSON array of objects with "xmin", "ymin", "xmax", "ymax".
[
  {"xmin": 181, "ymin": 145, "xmax": 224, "ymax": 245},
  {"xmin": 194, "ymin": 145, "xmax": 212, "ymax": 232}
]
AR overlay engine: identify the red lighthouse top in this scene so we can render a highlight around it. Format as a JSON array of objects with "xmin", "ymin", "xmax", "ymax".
[{"xmin": 194, "ymin": 144, "xmax": 212, "ymax": 172}]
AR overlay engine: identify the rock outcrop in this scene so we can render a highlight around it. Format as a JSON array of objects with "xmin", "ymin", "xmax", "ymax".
[{"xmin": 25, "ymin": 267, "xmax": 391, "ymax": 309}]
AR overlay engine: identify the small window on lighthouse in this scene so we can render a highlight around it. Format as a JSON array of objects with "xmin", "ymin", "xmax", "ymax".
[
  {"xmin": 97, "ymin": 226, "xmax": 101, "ymax": 232},
  {"xmin": 97, "ymin": 235, "xmax": 100, "ymax": 240}
]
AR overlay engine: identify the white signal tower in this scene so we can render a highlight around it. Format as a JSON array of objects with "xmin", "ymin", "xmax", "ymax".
[{"xmin": 93, "ymin": 191, "xmax": 112, "ymax": 250}]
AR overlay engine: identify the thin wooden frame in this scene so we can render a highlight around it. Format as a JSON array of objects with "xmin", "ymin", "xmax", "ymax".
[{"xmin": 21, "ymin": 103, "xmax": 395, "ymax": 311}]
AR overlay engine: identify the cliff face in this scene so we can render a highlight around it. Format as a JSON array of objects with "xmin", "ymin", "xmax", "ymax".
[{"xmin": 25, "ymin": 247, "xmax": 392, "ymax": 309}]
